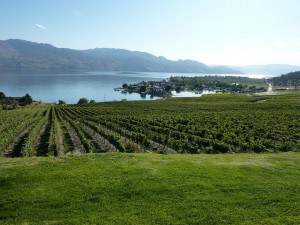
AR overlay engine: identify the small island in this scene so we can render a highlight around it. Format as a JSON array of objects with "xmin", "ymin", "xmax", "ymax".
[{"xmin": 116, "ymin": 75, "xmax": 268, "ymax": 98}]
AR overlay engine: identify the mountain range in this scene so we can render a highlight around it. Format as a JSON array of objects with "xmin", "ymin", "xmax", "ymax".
[
  {"xmin": 0, "ymin": 39, "xmax": 240, "ymax": 74},
  {"xmin": 0, "ymin": 39, "xmax": 299, "ymax": 75}
]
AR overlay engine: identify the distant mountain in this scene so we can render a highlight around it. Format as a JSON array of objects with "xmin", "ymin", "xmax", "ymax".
[
  {"xmin": 229, "ymin": 64, "xmax": 300, "ymax": 75},
  {"xmin": 0, "ymin": 39, "xmax": 241, "ymax": 74}
]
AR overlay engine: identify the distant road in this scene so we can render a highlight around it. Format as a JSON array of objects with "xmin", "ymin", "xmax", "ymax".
[{"xmin": 267, "ymin": 83, "xmax": 272, "ymax": 92}]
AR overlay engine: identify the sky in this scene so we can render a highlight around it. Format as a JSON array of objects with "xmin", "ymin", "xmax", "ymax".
[{"xmin": 0, "ymin": 0, "xmax": 300, "ymax": 66}]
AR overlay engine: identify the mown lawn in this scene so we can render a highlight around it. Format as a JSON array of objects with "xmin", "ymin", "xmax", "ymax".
[{"xmin": 0, "ymin": 153, "xmax": 299, "ymax": 224}]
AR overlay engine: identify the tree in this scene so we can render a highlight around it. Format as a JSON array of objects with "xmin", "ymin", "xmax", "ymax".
[
  {"xmin": 139, "ymin": 85, "xmax": 147, "ymax": 93},
  {"xmin": 58, "ymin": 100, "xmax": 66, "ymax": 105},
  {"xmin": 21, "ymin": 94, "xmax": 33, "ymax": 105},
  {"xmin": 78, "ymin": 98, "xmax": 89, "ymax": 104},
  {"xmin": 175, "ymin": 86, "xmax": 181, "ymax": 93},
  {"xmin": 0, "ymin": 92, "xmax": 5, "ymax": 100},
  {"xmin": 165, "ymin": 85, "xmax": 172, "ymax": 92},
  {"xmin": 89, "ymin": 100, "xmax": 96, "ymax": 103},
  {"xmin": 122, "ymin": 83, "xmax": 128, "ymax": 89},
  {"xmin": 26, "ymin": 94, "xmax": 33, "ymax": 104}
]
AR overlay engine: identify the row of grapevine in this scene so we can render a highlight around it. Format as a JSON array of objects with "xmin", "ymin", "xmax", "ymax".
[
  {"xmin": 20, "ymin": 107, "xmax": 51, "ymax": 156},
  {"xmin": 59, "ymin": 107, "xmax": 126, "ymax": 152},
  {"xmin": 62, "ymin": 106, "xmax": 156, "ymax": 152},
  {"xmin": 2, "ymin": 93, "xmax": 300, "ymax": 157},
  {"xmin": 62, "ymin": 94, "xmax": 300, "ymax": 154},
  {"xmin": 0, "ymin": 107, "xmax": 48, "ymax": 156}
]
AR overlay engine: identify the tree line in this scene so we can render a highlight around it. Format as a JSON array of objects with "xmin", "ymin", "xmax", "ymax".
[{"xmin": 0, "ymin": 92, "xmax": 33, "ymax": 110}]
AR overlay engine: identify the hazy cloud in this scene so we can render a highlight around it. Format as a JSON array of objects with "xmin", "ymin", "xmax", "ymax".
[{"xmin": 35, "ymin": 23, "xmax": 48, "ymax": 30}]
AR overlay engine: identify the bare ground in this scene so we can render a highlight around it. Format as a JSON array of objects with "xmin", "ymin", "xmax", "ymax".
[{"xmin": 56, "ymin": 120, "xmax": 65, "ymax": 156}]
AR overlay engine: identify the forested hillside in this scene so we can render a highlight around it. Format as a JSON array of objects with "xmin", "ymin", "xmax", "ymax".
[
  {"xmin": 0, "ymin": 39, "xmax": 241, "ymax": 73},
  {"xmin": 271, "ymin": 71, "xmax": 300, "ymax": 88}
]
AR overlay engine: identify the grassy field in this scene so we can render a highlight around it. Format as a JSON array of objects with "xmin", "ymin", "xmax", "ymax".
[
  {"xmin": 1, "ymin": 153, "xmax": 300, "ymax": 224},
  {"xmin": 256, "ymin": 89, "xmax": 300, "ymax": 96}
]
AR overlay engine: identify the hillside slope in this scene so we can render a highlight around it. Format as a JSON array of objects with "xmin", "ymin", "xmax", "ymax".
[
  {"xmin": 0, "ymin": 39, "xmax": 241, "ymax": 73},
  {"xmin": 270, "ymin": 71, "xmax": 300, "ymax": 87}
]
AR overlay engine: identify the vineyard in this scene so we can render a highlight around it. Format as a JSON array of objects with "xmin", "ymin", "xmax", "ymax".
[{"xmin": 1, "ymin": 93, "xmax": 300, "ymax": 157}]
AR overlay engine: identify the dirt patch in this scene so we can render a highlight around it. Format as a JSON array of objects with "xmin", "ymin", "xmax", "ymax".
[{"xmin": 56, "ymin": 121, "xmax": 65, "ymax": 155}]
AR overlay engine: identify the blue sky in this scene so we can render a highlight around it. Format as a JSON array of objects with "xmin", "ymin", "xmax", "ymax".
[{"xmin": 1, "ymin": 0, "xmax": 300, "ymax": 65}]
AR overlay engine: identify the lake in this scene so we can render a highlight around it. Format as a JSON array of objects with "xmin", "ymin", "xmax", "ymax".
[{"xmin": 0, "ymin": 70, "xmax": 273, "ymax": 104}]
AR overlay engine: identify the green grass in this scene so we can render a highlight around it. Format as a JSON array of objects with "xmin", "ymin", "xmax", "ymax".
[
  {"xmin": 256, "ymin": 89, "xmax": 300, "ymax": 96},
  {"xmin": 1, "ymin": 153, "xmax": 300, "ymax": 224}
]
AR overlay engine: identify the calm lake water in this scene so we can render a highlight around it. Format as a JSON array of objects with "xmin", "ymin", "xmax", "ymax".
[{"xmin": 0, "ymin": 70, "xmax": 273, "ymax": 104}]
